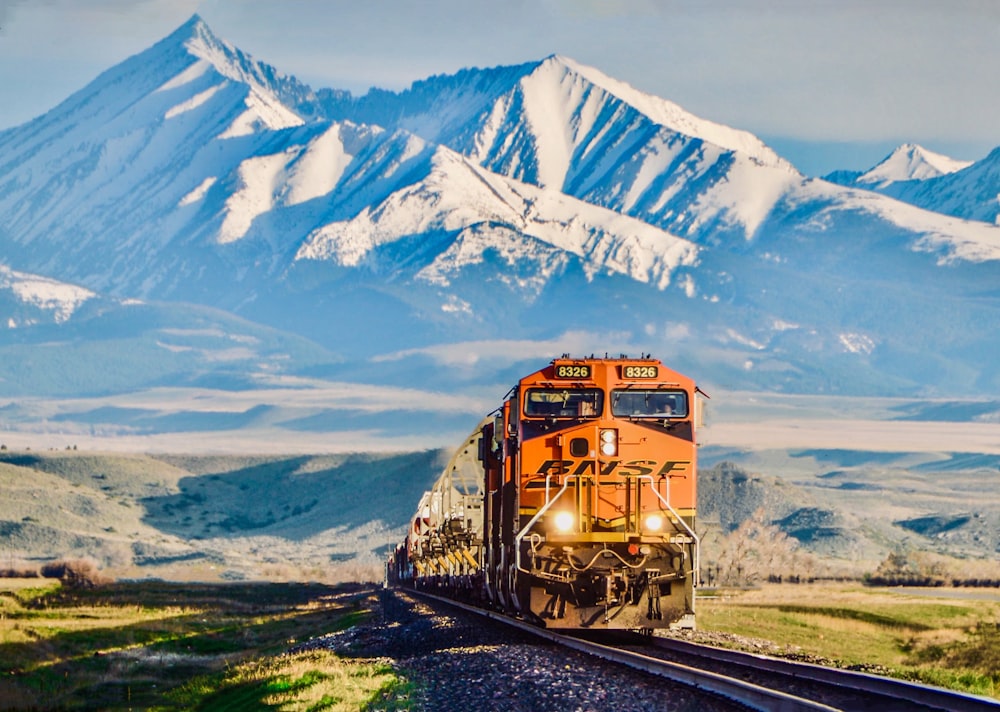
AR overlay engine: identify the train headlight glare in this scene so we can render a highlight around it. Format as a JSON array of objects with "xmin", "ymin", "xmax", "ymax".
[
  {"xmin": 599, "ymin": 429, "xmax": 617, "ymax": 456},
  {"xmin": 645, "ymin": 514, "xmax": 664, "ymax": 532},
  {"xmin": 554, "ymin": 511, "xmax": 575, "ymax": 532}
]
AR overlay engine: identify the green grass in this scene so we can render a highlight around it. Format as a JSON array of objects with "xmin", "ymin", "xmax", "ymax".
[
  {"xmin": 5, "ymin": 581, "xmax": 63, "ymax": 604},
  {"xmin": 0, "ymin": 580, "xmax": 414, "ymax": 710},
  {"xmin": 167, "ymin": 651, "xmax": 406, "ymax": 712},
  {"xmin": 698, "ymin": 583, "xmax": 1000, "ymax": 698}
]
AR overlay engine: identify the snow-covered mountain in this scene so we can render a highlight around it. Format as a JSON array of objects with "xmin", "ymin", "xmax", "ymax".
[
  {"xmin": 316, "ymin": 54, "xmax": 800, "ymax": 245},
  {"xmin": 2, "ymin": 15, "xmax": 1000, "ymax": 402},
  {"xmin": 841, "ymin": 143, "xmax": 973, "ymax": 188},
  {"xmin": 890, "ymin": 146, "xmax": 1000, "ymax": 225},
  {"xmin": 823, "ymin": 144, "xmax": 999, "ymax": 226}
]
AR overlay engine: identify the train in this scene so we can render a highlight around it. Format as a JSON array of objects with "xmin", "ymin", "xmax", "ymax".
[{"xmin": 387, "ymin": 355, "xmax": 703, "ymax": 631}]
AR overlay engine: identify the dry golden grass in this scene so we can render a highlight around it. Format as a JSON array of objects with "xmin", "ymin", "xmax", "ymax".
[
  {"xmin": 0, "ymin": 579, "xmax": 410, "ymax": 710},
  {"xmin": 698, "ymin": 582, "xmax": 1000, "ymax": 697}
]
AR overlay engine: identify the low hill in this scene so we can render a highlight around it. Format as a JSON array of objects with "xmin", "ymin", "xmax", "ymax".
[
  {"xmin": 700, "ymin": 447, "xmax": 1000, "ymax": 565},
  {"xmin": 0, "ymin": 450, "xmax": 445, "ymax": 581},
  {"xmin": 3, "ymin": 446, "xmax": 997, "ymax": 582}
]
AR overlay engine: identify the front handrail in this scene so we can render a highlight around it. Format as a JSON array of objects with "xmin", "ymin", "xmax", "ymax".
[
  {"xmin": 515, "ymin": 476, "xmax": 577, "ymax": 573},
  {"xmin": 635, "ymin": 475, "xmax": 700, "ymax": 586},
  {"xmin": 516, "ymin": 473, "xmax": 699, "ymax": 586}
]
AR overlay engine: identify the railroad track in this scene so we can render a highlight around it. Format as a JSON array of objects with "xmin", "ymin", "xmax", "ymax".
[
  {"xmin": 407, "ymin": 588, "xmax": 1000, "ymax": 712},
  {"xmin": 642, "ymin": 636, "xmax": 1000, "ymax": 712}
]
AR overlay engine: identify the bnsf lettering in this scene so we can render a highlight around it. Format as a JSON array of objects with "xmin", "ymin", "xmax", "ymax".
[
  {"xmin": 573, "ymin": 460, "xmax": 595, "ymax": 475},
  {"xmin": 540, "ymin": 460, "xmax": 602, "ymax": 476},
  {"xmin": 655, "ymin": 461, "xmax": 689, "ymax": 476},
  {"xmin": 537, "ymin": 459, "xmax": 574, "ymax": 475},
  {"xmin": 535, "ymin": 459, "xmax": 690, "ymax": 477},
  {"xmin": 617, "ymin": 459, "xmax": 657, "ymax": 477}
]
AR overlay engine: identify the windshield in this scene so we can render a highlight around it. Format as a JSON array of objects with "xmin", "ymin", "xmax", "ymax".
[
  {"xmin": 611, "ymin": 389, "xmax": 688, "ymax": 418},
  {"xmin": 524, "ymin": 388, "xmax": 604, "ymax": 419}
]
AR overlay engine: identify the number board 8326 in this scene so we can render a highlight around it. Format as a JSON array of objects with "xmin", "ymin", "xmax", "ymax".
[
  {"xmin": 622, "ymin": 365, "xmax": 658, "ymax": 379},
  {"xmin": 553, "ymin": 364, "xmax": 592, "ymax": 379}
]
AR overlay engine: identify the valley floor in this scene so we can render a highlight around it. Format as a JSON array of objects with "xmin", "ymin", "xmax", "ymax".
[{"xmin": 4, "ymin": 389, "xmax": 998, "ymax": 456}]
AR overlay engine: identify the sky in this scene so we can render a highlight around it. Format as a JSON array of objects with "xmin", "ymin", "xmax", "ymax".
[{"xmin": 0, "ymin": 0, "xmax": 997, "ymax": 176}]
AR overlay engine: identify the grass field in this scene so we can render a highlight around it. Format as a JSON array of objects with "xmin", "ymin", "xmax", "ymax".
[
  {"xmin": 3, "ymin": 579, "xmax": 999, "ymax": 709},
  {"xmin": 0, "ymin": 579, "xmax": 410, "ymax": 711},
  {"xmin": 697, "ymin": 582, "xmax": 1000, "ymax": 698}
]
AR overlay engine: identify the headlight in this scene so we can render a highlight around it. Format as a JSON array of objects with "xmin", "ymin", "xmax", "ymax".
[
  {"xmin": 644, "ymin": 514, "xmax": 664, "ymax": 532},
  {"xmin": 554, "ymin": 511, "xmax": 575, "ymax": 532},
  {"xmin": 599, "ymin": 429, "xmax": 617, "ymax": 456}
]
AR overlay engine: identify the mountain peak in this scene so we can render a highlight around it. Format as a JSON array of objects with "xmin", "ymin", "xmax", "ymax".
[
  {"xmin": 153, "ymin": 15, "xmax": 326, "ymax": 128},
  {"xmin": 167, "ymin": 13, "xmax": 209, "ymax": 39},
  {"xmin": 165, "ymin": 15, "xmax": 282, "ymax": 91},
  {"xmin": 857, "ymin": 143, "xmax": 973, "ymax": 186},
  {"xmin": 527, "ymin": 54, "xmax": 788, "ymax": 168},
  {"xmin": 152, "ymin": 14, "xmax": 229, "ymax": 68}
]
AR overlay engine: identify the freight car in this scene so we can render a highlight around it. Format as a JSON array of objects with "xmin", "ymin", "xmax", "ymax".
[{"xmin": 388, "ymin": 355, "xmax": 703, "ymax": 631}]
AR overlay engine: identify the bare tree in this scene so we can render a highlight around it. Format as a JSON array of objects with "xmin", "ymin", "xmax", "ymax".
[{"xmin": 712, "ymin": 508, "xmax": 802, "ymax": 586}]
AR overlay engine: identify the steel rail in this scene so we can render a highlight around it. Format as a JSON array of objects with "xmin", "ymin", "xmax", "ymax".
[
  {"xmin": 651, "ymin": 637, "xmax": 1000, "ymax": 712},
  {"xmin": 406, "ymin": 588, "xmax": 837, "ymax": 712}
]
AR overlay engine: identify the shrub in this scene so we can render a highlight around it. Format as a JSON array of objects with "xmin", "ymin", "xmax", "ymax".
[
  {"xmin": 0, "ymin": 566, "xmax": 39, "ymax": 578},
  {"xmin": 39, "ymin": 557, "xmax": 112, "ymax": 588}
]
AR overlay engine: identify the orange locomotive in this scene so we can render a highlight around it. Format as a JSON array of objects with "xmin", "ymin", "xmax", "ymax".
[{"xmin": 390, "ymin": 355, "xmax": 701, "ymax": 631}]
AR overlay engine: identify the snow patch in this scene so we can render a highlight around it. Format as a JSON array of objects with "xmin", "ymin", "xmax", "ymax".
[
  {"xmin": 839, "ymin": 333, "xmax": 876, "ymax": 355},
  {"xmin": 441, "ymin": 295, "xmax": 473, "ymax": 315},
  {"xmin": 284, "ymin": 123, "xmax": 358, "ymax": 206},
  {"xmin": 156, "ymin": 57, "xmax": 212, "ymax": 92},
  {"xmin": 518, "ymin": 60, "xmax": 578, "ymax": 188},
  {"xmin": 679, "ymin": 274, "xmax": 696, "ymax": 298},
  {"xmin": 726, "ymin": 329, "xmax": 766, "ymax": 350},
  {"xmin": 179, "ymin": 176, "xmax": 217, "ymax": 206},
  {"xmin": 218, "ymin": 87, "xmax": 303, "ymax": 139},
  {"xmin": 1, "ymin": 266, "xmax": 95, "ymax": 324},
  {"xmin": 218, "ymin": 150, "xmax": 297, "ymax": 244},
  {"xmin": 688, "ymin": 154, "xmax": 798, "ymax": 239},
  {"xmin": 165, "ymin": 82, "xmax": 225, "ymax": 119}
]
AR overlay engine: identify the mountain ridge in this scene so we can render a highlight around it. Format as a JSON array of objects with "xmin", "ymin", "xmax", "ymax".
[
  {"xmin": 0, "ymin": 15, "xmax": 999, "ymax": 405},
  {"xmin": 823, "ymin": 144, "xmax": 1000, "ymax": 227}
]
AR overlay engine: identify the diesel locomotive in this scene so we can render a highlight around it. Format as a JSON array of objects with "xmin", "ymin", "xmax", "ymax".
[{"xmin": 389, "ymin": 355, "xmax": 702, "ymax": 631}]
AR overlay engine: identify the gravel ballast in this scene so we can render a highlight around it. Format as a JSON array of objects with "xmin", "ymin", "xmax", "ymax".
[{"xmin": 295, "ymin": 587, "xmax": 746, "ymax": 711}]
